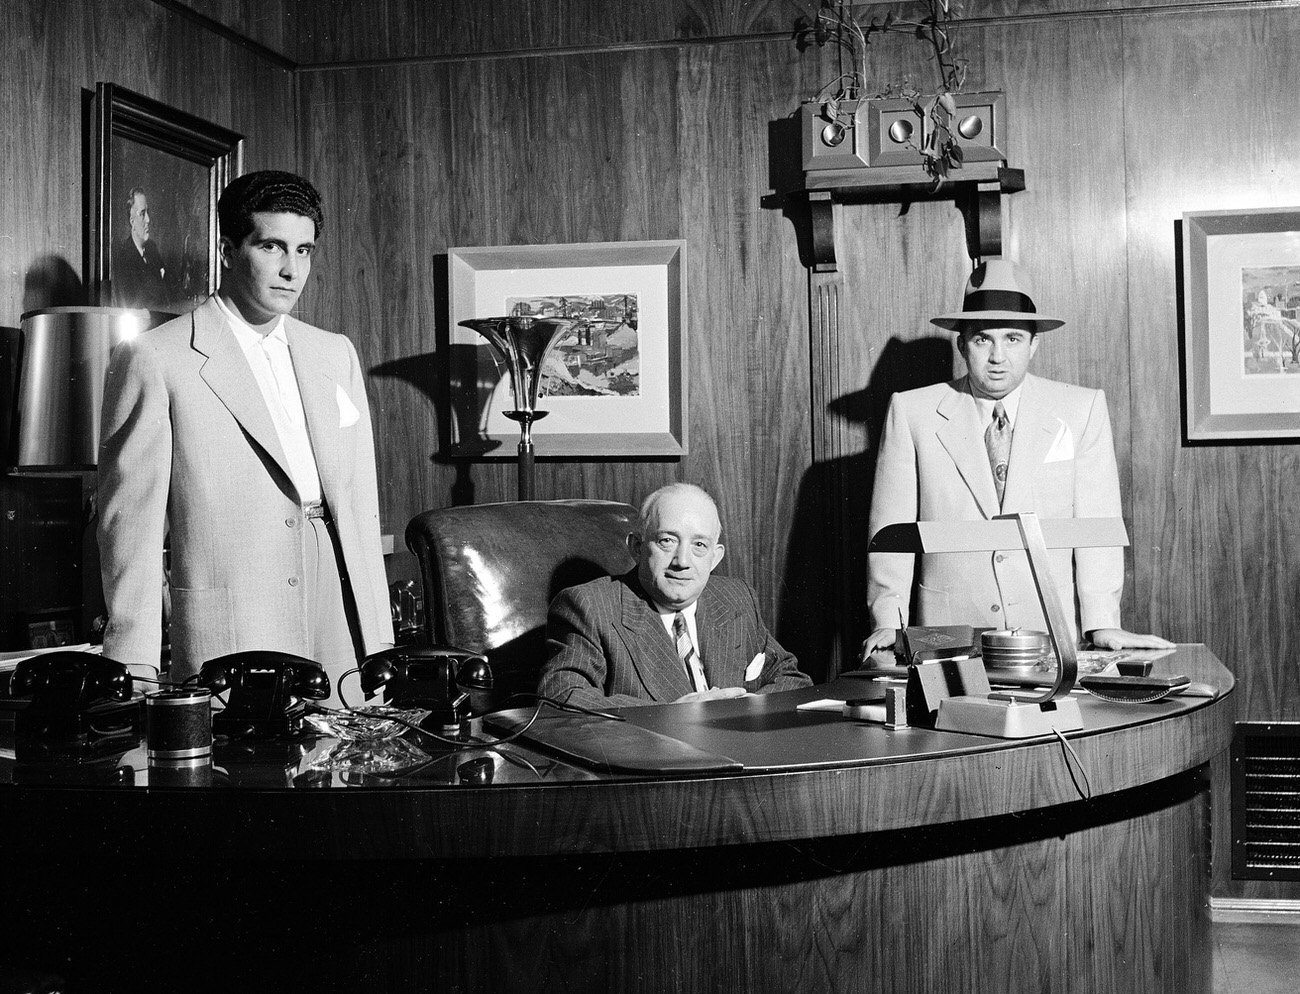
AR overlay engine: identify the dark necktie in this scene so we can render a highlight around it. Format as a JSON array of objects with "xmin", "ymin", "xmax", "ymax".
[
  {"xmin": 672, "ymin": 612, "xmax": 704, "ymax": 692},
  {"xmin": 985, "ymin": 401, "xmax": 1011, "ymax": 507}
]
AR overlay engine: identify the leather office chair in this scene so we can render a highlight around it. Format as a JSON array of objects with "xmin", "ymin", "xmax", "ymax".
[{"xmin": 405, "ymin": 499, "xmax": 638, "ymax": 704}]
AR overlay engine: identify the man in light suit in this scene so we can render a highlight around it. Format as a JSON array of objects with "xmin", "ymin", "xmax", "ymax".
[
  {"xmin": 863, "ymin": 259, "xmax": 1171, "ymax": 656},
  {"xmin": 98, "ymin": 170, "xmax": 394, "ymax": 704},
  {"xmin": 540, "ymin": 483, "xmax": 810, "ymax": 709}
]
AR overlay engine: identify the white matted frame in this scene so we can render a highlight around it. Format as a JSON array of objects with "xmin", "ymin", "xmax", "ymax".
[
  {"xmin": 447, "ymin": 240, "xmax": 687, "ymax": 457},
  {"xmin": 1182, "ymin": 206, "xmax": 1300, "ymax": 441}
]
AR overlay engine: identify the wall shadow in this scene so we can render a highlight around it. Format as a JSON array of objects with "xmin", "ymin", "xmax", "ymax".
[{"xmin": 778, "ymin": 336, "xmax": 955, "ymax": 681}]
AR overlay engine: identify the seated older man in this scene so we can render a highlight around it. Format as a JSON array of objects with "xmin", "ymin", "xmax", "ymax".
[{"xmin": 539, "ymin": 482, "xmax": 810, "ymax": 709}]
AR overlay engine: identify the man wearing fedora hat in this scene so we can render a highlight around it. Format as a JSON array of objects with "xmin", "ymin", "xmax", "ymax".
[{"xmin": 863, "ymin": 258, "xmax": 1172, "ymax": 656}]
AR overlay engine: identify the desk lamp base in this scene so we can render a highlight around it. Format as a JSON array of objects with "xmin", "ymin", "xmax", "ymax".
[{"xmin": 936, "ymin": 694, "xmax": 1083, "ymax": 738}]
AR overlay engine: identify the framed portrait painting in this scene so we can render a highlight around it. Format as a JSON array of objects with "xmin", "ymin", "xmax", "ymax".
[
  {"xmin": 446, "ymin": 240, "xmax": 687, "ymax": 457},
  {"xmin": 90, "ymin": 83, "xmax": 243, "ymax": 316},
  {"xmin": 1182, "ymin": 206, "xmax": 1300, "ymax": 441}
]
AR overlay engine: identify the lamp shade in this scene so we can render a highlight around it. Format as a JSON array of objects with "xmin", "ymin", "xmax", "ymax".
[{"xmin": 13, "ymin": 306, "xmax": 147, "ymax": 469}]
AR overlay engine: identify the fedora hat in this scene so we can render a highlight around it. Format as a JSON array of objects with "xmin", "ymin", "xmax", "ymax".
[{"xmin": 931, "ymin": 258, "xmax": 1064, "ymax": 332}]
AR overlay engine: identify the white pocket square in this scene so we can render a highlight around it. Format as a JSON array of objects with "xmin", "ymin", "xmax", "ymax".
[
  {"xmin": 1044, "ymin": 422, "xmax": 1074, "ymax": 463},
  {"xmin": 745, "ymin": 653, "xmax": 766, "ymax": 682},
  {"xmin": 336, "ymin": 384, "xmax": 361, "ymax": 428}
]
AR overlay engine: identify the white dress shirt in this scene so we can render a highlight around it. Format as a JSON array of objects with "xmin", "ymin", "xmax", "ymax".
[
  {"xmin": 971, "ymin": 380, "xmax": 1025, "ymax": 432},
  {"xmin": 216, "ymin": 295, "xmax": 322, "ymax": 504}
]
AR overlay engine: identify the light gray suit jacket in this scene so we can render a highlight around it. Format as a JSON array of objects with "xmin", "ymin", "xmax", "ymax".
[
  {"xmin": 541, "ymin": 571, "xmax": 810, "ymax": 709},
  {"xmin": 867, "ymin": 374, "xmax": 1124, "ymax": 641},
  {"xmin": 97, "ymin": 296, "xmax": 394, "ymax": 680}
]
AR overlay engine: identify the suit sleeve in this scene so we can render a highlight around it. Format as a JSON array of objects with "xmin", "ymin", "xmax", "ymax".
[
  {"xmin": 733, "ymin": 582, "xmax": 810, "ymax": 694},
  {"xmin": 1072, "ymin": 390, "xmax": 1124, "ymax": 633},
  {"xmin": 97, "ymin": 337, "xmax": 170, "ymax": 672},
  {"xmin": 540, "ymin": 586, "xmax": 649, "ymax": 710},
  {"xmin": 342, "ymin": 336, "xmax": 395, "ymax": 653},
  {"xmin": 867, "ymin": 394, "xmax": 920, "ymax": 631}
]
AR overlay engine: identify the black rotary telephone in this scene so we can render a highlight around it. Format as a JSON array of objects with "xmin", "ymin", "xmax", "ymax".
[
  {"xmin": 8, "ymin": 651, "xmax": 139, "ymax": 740},
  {"xmin": 360, "ymin": 644, "xmax": 492, "ymax": 731},
  {"xmin": 199, "ymin": 650, "xmax": 330, "ymax": 739}
]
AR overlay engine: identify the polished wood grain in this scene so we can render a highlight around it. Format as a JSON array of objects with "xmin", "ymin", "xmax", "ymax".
[{"xmin": 0, "ymin": 646, "xmax": 1230, "ymax": 992}]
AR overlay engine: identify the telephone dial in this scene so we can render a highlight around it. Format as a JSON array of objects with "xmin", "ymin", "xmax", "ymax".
[
  {"xmin": 199, "ymin": 650, "xmax": 330, "ymax": 739},
  {"xmin": 9, "ymin": 651, "xmax": 139, "ymax": 740},
  {"xmin": 360, "ymin": 644, "xmax": 492, "ymax": 732}
]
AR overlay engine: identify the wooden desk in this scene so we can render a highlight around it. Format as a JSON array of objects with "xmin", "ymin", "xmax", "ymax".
[{"xmin": 0, "ymin": 645, "xmax": 1234, "ymax": 993}]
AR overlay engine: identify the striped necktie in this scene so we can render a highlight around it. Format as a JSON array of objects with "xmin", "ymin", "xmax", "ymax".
[{"xmin": 672, "ymin": 612, "xmax": 706, "ymax": 693}]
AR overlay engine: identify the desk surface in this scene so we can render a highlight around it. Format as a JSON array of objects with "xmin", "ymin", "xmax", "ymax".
[
  {"xmin": 1, "ymin": 645, "xmax": 1236, "ymax": 993},
  {"xmin": 0, "ymin": 644, "xmax": 1234, "ymax": 860}
]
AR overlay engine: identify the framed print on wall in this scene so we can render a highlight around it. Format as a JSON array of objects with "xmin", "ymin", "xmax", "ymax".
[
  {"xmin": 89, "ymin": 83, "xmax": 243, "ymax": 316},
  {"xmin": 447, "ymin": 240, "xmax": 687, "ymax": 458},
  {"xmin": 1182, "ymin": 206, "xmax": 1300, "ymax": 441}
]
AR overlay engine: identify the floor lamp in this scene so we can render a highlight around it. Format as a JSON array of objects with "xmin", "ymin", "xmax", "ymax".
[{"xmin": 458, "ymin": 316, "xmax": 572, "ymax": 501}]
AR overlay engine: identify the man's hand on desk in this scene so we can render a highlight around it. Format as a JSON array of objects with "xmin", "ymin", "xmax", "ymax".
[
  {"xmin": 860, "ymin": 627, "xmax": 897, "ymax": 660},
  {"xmin": 1087, "ymin": 628, "xmax": 1176, "ymax": 651},
  {"xmin": 675, "ymin": 687, "xmax": 748, "ymax": 704}
]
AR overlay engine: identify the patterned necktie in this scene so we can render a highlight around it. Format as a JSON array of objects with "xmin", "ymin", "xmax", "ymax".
[
  {"xmin": 985, "ymin": 401, "xmax": 1012, "ymax": 507},
  {"xmin": 672, "ymin": 612, "xmax": 705, "ymax": 692}
]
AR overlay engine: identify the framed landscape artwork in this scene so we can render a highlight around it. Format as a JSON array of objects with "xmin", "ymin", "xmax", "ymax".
[{"xmin": 446, "ymin": 240, "xmax": 687, "ymax": 457}]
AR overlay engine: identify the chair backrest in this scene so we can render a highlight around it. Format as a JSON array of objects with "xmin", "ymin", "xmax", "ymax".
[{"xmin": 405, "ymin": 499, "xmax": 638, "ymax": 701}]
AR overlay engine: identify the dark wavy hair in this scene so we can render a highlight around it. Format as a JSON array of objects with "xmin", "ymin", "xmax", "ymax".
[{"xmin": 217, "ymin": 170, "xmax": 324, "ymax": 245}]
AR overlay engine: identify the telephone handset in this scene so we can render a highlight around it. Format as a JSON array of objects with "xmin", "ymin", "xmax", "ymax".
[
  {"xmin": 11, "ymin": 651, "xmax": 134, "ymax": 706},
  {"xmin": 360, "ymin": 644, "xmax": 492, "ymax": 731},
  {"xmin": 9, "ymin": 651, "xmax": 139, "ymax": 740},
  {"xmin": 199, "ymin": 650, "xmax": 330, "ymax": 739}
]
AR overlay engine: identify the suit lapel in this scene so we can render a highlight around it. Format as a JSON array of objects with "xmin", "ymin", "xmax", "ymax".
[
  {"xmin": 936, "ymin": 381, "xmax": 1001, "ymax": 518},
  {"xmin": 193, "ymin": 298, "xmax": 293, "ymax": 486},
  {"xmin": 287, "ymin": 321, "xmax": 341, "ymax": 500},
  {"xmin": 696, "ymin": 588, "xmax": 741, "ymax": 688},
  {"xmin": 616, "ymin": 576, "xmax": 692, "ymax": 702},
  {"xmin": 1002, "ymin": 375, "xmax": 1057, "ymax": 512}
]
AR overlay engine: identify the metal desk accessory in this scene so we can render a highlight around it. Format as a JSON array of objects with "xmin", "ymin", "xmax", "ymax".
[{"xmin": 869, "ymin": 514, "xmax": 1130, "ymax": 738}]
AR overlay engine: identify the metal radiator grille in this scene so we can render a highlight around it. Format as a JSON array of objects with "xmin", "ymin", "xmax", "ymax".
[{"xmin": 1232, "ymin": 721, "xmax": 1300, "ymax": 881}]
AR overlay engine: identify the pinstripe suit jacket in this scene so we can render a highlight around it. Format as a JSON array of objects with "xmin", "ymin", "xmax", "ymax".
[
  {"xmin": 97, "ymin": 296, "xmax": 394, "ymax": 681},
  {"xmin": 540, "ymin": 571, "xmax": 810, "ymax": 709},
  {"xmin": 868, "ymin": 373, "xmax": 1124, "ymax": 641}
]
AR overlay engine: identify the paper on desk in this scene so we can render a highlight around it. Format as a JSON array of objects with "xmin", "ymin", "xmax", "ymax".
[
  {"xmin": 797, "ymin": 698, "xmax": 889, "ymax": 723},
  {"xmin": 797, "ymin": 699, "xmax": 846, "ymax": 712}
]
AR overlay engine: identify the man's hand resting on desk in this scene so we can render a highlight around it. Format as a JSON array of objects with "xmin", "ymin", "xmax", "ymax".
[
  {"xmin": 1087, "ymin": 628, "xmax": 1176, "ymax": 650},
  {"xmin": 676, "ymin": 687, "xmax": 748, "ymax": 704},
  {"xmin": 860, "ymin": 627, "xmax": 897, "ymax": 660}
]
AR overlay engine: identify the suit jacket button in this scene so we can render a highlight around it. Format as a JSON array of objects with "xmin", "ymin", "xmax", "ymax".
[
  {"xmin": 995, "ymin": 553, "xmax": 1005, "ymax": 563},
  {"xmin": 285, "ymin": 518, "xmax": 296, "ymax": 527},
  {"xmin": 990, "ymin": 604, "xmax": 1000, "ymax": 612},
  {"xmin": 288, "ymin": 577, "xmax": 299, "ymax": 587}
]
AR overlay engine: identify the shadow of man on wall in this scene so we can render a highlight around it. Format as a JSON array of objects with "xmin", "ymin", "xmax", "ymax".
[{"xmin": 777, "ymin": 335, "xmax": 956, "ymax": 682}]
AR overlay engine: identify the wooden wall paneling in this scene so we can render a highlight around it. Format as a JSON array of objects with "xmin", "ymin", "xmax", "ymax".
[
  {"xmin": 1122, "ymin": 7, "xmax": 1300, "ymax": 705},
  {"xmin": 675, "ymin": 40, "xmax": 817, "ymax": 672},
  {"xmin": 297, "ymin": 64, "xmax": 455, "ymax": 553},
  {"xmin": 0, "ymin": 1, "xmax": 85, "ymax": 322},
  {"xmin": 975, "ymin": 16, "xmax": 1139, "ymax": 619},
  {"xmin": 1121, "ymin": 8, "xmax": 1300, "ymax": 902},
  {"xmin": 279, "ymin": 0, "xmax": 795, "ymax": 67}
]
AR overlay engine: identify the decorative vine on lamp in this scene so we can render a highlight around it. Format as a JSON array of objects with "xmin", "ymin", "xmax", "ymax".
[{"xmin": 794, "ymin": 0, "xmax": 970, "ymax": 188}]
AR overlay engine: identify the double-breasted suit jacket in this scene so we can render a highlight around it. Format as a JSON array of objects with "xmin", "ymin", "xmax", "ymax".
[
  {"xmin": 97, "ymin": 296, "xmax": 394, "ymax": 681},
  {"xmin": 541, "ymin": 571, "xmax": 810, "ymax": 709},
  {"xmin": 867, "ymin": 373, "xmax": 1124, "ymax": 641}
]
